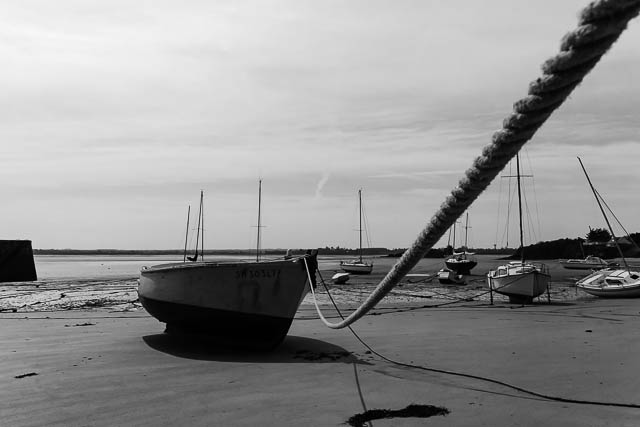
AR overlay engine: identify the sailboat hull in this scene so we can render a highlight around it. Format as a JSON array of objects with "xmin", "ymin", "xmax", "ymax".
[
  {"xmin": 445, "ymin": 259, "xmax": 477, "ymax": 275},
  {"xmin": 138, "ymin": 256, "xmax": 313, "ymax": 348},
  {"xmin": 576, "ymin": 269, "xmax": 640, "ymax": 298},
  {"xmin": 340, "ymin": 261, "xmax": 373, "ymax": 274},
  {"xmin": 487, "ymin": 262, "xmax": 550, "ymax": 303}
]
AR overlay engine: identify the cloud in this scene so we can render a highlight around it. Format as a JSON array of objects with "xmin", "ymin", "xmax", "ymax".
[{"xmin": 314, "ymin": 172, "xmax": 330, "ymax": 199}]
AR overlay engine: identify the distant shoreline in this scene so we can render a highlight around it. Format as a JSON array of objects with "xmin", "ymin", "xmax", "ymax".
[{"xmin": 32, "ymin": 247, "xmax": 516, "ymax": 257}]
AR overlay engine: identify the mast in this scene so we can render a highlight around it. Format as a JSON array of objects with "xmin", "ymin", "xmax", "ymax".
[
  {"xmin": 464, "ymin": 212, "xmax": 470, "ymax": 251},
  {"xmin": 188, "ymin": 191, "xmax": 203, "ymax": 262},
  {"xmin": 577, "ymin": 157, "xmax": 628, "ymax": 270},
  {"xmin": 358, "ymin": 189, "xmax": 363, "ymax": 262},
  {"xmin": 183, "ymin": 205, "xmax": 191, "ymax": 262},
  {"xmin": 200, "ymin": 191, "xmax": 204, "ymax": 262},
  {"xmin": 516, "ymin": 154, "xmax": 525, "ymax": 263},
  {"xmin": 452, "ymin": 220, "xmax": 456, "ymax": 253},
  {"xmin": 256, "ymin": 179, "xmax": 262, "ymax": 262}
]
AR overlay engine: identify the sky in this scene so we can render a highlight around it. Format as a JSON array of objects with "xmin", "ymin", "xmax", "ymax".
[{"xmin": 1, "ymin": 0, "xmax": 639, "ymax": 250}]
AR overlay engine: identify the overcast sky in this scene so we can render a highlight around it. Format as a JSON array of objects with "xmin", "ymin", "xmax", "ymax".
[{"xmin": 1, "ymin": 1, "xmax": 639, "ymax": 250}]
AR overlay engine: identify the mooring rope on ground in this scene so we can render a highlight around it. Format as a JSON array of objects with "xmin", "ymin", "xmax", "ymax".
[
  {"xmin": 309, "ymin": 267, "xmax": 640, "ymax": 410},
  {"xmin": 313, "ymin": 0, "xmax": 640, "ymax": 329}
]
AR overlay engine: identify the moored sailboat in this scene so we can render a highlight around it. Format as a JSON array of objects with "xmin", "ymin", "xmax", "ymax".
[
  {"xmin": 138, "ymin": 185, "xmax": 316, "ymax": 349},
  {"xmin": 487, "ymin": 154, "xmax": 550, "ymax": 303},
  {"xmin": 575, "ymin": 158, "xmax": 640, "ymax": 298},
  {"xmin": 340, "ymin": 189, "xmax": 373, "ymax": 275},
  {"xmin": 444, "ymin": 212, "xmax": 477, "ymax": 275}
]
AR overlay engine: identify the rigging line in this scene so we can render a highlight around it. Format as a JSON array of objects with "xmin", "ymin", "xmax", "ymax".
[
  {"xmin": 524, "ymin": 150, "xmax": 543, "ymax": 241},
  {"xmin": 494, "ymin": 174, "xmax": 502, "ymax": 249},
  {"xmin": 361, "ymin": 195, "xmax": 373, "ymax": 250},
  {"xmin": 312, "ymin": 0, "xmax": 640, "ymax": 329},
  {"xmin": 594, "ymin": 188, "xmax": 640, "ymax": 249},
  {"xmin": 305, "ymin": 263, "xmax": 640, "ymax": 410}
]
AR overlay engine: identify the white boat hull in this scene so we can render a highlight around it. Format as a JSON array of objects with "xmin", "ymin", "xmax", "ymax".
[
  {"xmin": 138, "ymin": 255, "xmax": 313, "ymax": 348},
  {"xmin": 488, "ymin": 262, "xmax": 550, "ymax": 303},
  {"xmin": 576, "ymin": 269, "xmax": 640, "ymax": 298},
  {"xmin": 331, "ymin": 272, "xmax": 350, "ymax": 284},
  {"xmin": 340, "ymin": 260, "xmax": 373, "ymax": 275},
  {"xmin": 437, "ymin": 269, "xmax": 465, "ymax": 285},
  {"xmin": 559, "ymin": 257, "xmax": 614, "ymax": 270}
]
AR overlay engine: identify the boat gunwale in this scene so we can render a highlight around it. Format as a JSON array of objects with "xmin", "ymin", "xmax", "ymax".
[{"xmin": 140, "ymin": 256, "xmax": 308, "ymax": 274}]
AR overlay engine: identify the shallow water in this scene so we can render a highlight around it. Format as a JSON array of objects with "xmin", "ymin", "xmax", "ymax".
[{"xmin": 0, "ymin": 254, "xmax": 597, "ymax": 313}]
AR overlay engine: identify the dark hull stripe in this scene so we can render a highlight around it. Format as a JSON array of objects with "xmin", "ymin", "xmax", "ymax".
[
  {"xmin": 445, "ymin": 261, "xmax": 477, "ymax": 275},
  {"xmin": 139, "ymin": 295, "xmax": 295, "ymax": 349}
]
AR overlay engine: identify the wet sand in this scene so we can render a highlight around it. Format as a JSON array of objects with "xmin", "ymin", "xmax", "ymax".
[{"xmin": 2, "ymin": 259, "xmax": 639, "ymax": 425}]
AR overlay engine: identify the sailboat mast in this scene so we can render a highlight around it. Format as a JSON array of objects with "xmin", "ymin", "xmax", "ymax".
[
  {"xmin": 200, "ymin": 191, "xmax": 204, "ymax": 262},
  {"xmin": 192, "ymin": 191, "xmax": 203, "ymax": 261},
  {"xmin": 516, "ymin": 154, "xmax": 525, "ymax": 263},
  {"xmin": 577, "ymin": 157, "xmax": 628, "ymax": 269},
  {"xmin": 358, "ymin": 189, "xmax": 363, "ymax": 262},
  {"xmin": 464, "ymin": 212, "xmax": 469, "ymax": 250},
  {"xmin": 256, "ymin": 179, "xmax": 262, "ymax": 262},
  {"xmin": 183, "ymin": 205, "xmax": 190, "ymax": 262},
  {"xmin": 452, "ymin": 220, "xmax": 456, "ymax": 252}
]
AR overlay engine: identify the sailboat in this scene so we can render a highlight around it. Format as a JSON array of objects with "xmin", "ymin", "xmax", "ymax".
[
  {"xmin": 575, "ymin": 158, "xmax": 640, "ymax": 298},
  {"xmin": 444, "ymin": 212, "xmax": 477, "ymax": 274},
  {"xmin": 138, "ymin": 184, "xmax": 317, "ymax": 349},
  {"xmin": 487, "ymin": 154, "xmax": 550, "ymax": 303},
  {"xmin": 340, "ymin": 189, "xmax": 373, "ymax": 275}
]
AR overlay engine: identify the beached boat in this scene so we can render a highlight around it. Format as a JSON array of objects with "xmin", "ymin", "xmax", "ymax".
[
  {"xmin": 559, "ymin": 255, "xmax": 616, "ymax": 270},
  {"xmin": 138, "ymin": 256, "xmax": 315, "ymax": 348},
  {"xmin": 487, "ymin": 154, "xmax": 550, "ymax": 303},
  {"xmin": 445, "ymin": 213, "xmax": 477, "ymax": 274},
  {"xmin": 340, "ymin": 189, "xmax": 373, "ymax": 275},
  {"xmin": 331, "ymin": 272, "xmax": 350, "ymax": 284},
  {"xmin": 576, "ymin": 269, "xmax": 640, "ymax": 297},
  {"xmin": 574, "ymin": 158, "xmax": 640, "ymax": 298},
  {"xmin": 138, "ymin": 184, "xmax": 317, "ymax": 348},
  {"xmin": 437, "ymin": 268, "xmax": 465, "ymax": 285}
]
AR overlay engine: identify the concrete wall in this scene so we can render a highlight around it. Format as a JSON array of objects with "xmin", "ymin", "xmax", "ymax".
[{"xmin": 0, "ymin": 240, "xmax": 37, "ymax": 283}]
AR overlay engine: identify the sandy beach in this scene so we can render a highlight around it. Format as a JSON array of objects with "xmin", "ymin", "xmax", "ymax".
[{"xmin": 2, "ymin": 257, "xmax": 640, "ymax": 426}]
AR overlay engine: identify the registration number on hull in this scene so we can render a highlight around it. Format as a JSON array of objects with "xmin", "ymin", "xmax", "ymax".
[{"xmin": 235, "ymin": 269, "xmax": 281, "ymax": 280}]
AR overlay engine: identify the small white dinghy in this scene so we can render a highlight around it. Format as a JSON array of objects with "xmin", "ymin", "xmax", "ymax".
[
  {"xmin": 331, "ymin": 272, "xmax": 350, "ymax": 284},
  {"xmin": 574, "ymin": 158, "xmax": 640, "ymax": 299},
  {"xmin": 576, "ymin": 268, "xmax": 640, "ymax": 298}
]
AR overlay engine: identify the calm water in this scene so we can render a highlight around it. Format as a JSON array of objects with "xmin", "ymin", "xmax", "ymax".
[
  {"xmin": 33, "ymin": 254, "xmax": 353, "ymax": 280},
  {"xmin": 33, "ymin": 253, "xmax": 592, "ymax": 283}
]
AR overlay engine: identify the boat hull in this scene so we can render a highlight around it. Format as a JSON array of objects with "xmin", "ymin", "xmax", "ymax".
[
  {"xmin": 331, "ymin": 272, "xmax": 350, "ymax": 284},
  {"xmin": 444, "ymin": 259, "xmax": 477, "ymax": 275},
  {"xmin": 576, "ymin": 269, "xmax": 640, "ymax": 298},
  {"xmin": 437, "ymin": 269, "xmax": 465, "ymax": 285},
  {"xmin": 559, "ymin": 257, "xmax": 613, "ymax": 270},
  {"xmin": 340, "ymin": 261, "xmax": 373, "ymax": 275},
  {"xmin": 488, "ymin": 262, "xmax": 550, "ymax": 303},
  {"xmin": 138, "ymin": 256, "xmax": 313, "ymax": 348}
]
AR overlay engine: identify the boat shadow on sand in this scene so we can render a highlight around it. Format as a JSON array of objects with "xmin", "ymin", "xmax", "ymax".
[{"xmin": 142, "ymin": 334, "xmax": 370, "ymax": 365}]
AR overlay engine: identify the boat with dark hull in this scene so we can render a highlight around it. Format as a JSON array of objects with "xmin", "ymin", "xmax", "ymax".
[
  {"xmin": 138, "ymin": 255, "xmax": 315, "ymax": 348},
  {"xmin": 444, "ymin": 213, "xmax": 477, "ymax": 274},
  {"xmin": 139, "ymin": 184, "xmax": 317, "ymax": 349}
]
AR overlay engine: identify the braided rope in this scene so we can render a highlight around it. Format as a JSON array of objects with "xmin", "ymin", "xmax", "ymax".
[{"xmin": 320, "ymin": 0, "xmax": 640, "ymax": 329}]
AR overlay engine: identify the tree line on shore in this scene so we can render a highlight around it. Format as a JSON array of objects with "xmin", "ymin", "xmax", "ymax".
[{"xmin": 33, "ymin": 229, "xmax": 639, "ymax": 259}]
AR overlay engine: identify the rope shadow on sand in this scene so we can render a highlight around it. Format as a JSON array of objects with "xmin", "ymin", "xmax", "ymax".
[{"xmin": 142, "ymin": 334, "xmax": 371, "ymax": 365}]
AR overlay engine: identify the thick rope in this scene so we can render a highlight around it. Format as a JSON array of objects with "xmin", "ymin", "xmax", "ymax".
[{"xmin": 320, "ymin": 0, "xmax": 640, "ymax": 329}]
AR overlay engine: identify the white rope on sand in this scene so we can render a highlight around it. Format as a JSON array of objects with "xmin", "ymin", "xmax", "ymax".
[{"xmin": 313, "ymin": 0, "xmax": 640, "ymax": 329}]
